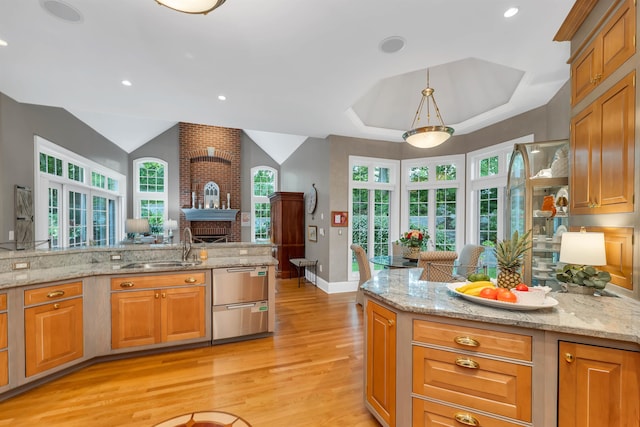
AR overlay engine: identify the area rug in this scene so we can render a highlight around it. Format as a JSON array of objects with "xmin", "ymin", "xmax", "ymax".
[{"xmin": 153, "ymin": 411, "xmax": 251, "ymax": 427}]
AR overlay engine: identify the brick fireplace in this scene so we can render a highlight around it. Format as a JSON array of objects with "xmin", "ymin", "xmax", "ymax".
[{"xmin": 179, "ymin": 123, "xmax": 241, "ymax": 242}]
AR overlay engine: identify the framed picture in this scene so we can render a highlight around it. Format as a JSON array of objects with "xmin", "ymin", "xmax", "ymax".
[
  {"xmin": 331, "ymin": 211, "xmax": 348, "ymax": 227},
  {"xmin": 308, "ymin": 225, "xmax": 318, "ymax": 242}
]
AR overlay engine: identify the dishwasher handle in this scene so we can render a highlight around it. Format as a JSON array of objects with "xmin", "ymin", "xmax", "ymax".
[
  {"xmin": 225, "ymin": 303, "xmax": 256, "ymax": 310},
  {"xmin": 224, "ymin": 267, "xmax": 258, "ymax": 273}
]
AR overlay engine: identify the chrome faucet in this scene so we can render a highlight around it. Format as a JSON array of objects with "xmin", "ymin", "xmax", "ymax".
[{"xmin": 182, "ymin": 227, "xmax": 193, "ymax": 261}]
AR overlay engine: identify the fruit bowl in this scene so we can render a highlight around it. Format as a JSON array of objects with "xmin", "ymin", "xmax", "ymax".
[{"xmin": 447, "ymin": 283, "xmax": 558, "ymax": 311}]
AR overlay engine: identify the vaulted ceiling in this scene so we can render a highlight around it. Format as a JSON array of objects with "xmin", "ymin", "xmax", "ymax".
[{"xmin": 0, "ymin": 0, "xmax": 574, "ymax": 161}]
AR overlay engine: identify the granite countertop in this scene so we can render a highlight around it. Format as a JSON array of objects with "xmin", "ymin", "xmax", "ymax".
[
  {"xmin": 362, "ymin": 268, "xmax": 640, "ymax": 346},
  {"xmin": 0, "ymin": 254, "xmax": 277, "ymax": 290}
]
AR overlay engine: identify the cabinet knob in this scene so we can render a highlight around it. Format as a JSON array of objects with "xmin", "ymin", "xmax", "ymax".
[
  {"xmin": 454, "ymin": 412, "xmax": 479, "ymax": 426},
  {"xmin": 184, "ymin": 277, "xmax": 197, "ymax": 284},
  {"xmin": 162, "ymin": 292, "xmax": 166, "ymax": 298},
  {"xmin": 53, "ymin": 303, "xmax": 60, "ymax": 310},
  {"xmin": 455, "ymin": 357, "xmax": 479, "ymax": 369},
  {"xmin": 565, "ymin": 352, "xmax": 574, "ymax": 363},
  {"xmin": 155, "ymin": 293, "xmax": 160, "ymax": 299},
  {"xmin": 120, "ymin": 282, "xmax": 135, "ymax": 288},
  {"xmin": 387, "ymin": 319, "xmax": 395, "ymax": 327},
  {"xmin": 47, "ymin": 290, "xmax": 65, "ymax": 298},
  {"xmin": 454, "ymin": 336, "xmax": 479, "ymax": 347}
]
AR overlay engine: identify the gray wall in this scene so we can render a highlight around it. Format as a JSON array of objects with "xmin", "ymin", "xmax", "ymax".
[
  {"xmin": 0, "ymin": 93, "xmax": 128, "ymax": 245},
  {"xmin": 129, "ymin": 125, "xmax": 181, "ymax": 221}
]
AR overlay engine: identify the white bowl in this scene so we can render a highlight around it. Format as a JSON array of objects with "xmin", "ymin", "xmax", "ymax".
[{"xmin": 512, "ymin": 288, "xmax": 546, "ymax": 305}]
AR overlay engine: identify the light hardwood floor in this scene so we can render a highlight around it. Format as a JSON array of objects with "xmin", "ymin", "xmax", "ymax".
[{"xmin": 0, "ymin": 278, "xmax": 381, "ymax": 426}]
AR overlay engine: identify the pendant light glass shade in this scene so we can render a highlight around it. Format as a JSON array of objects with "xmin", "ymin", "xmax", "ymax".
[
  {"xmin": 402, "ymin": 70, "xmax": 454, "ymax": 148},
  {"xmin": 155, "ymin": 0, "xmax": 226, "ymax": 14}
]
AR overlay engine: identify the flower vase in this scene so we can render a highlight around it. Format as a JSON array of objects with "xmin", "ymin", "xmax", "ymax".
[{"xmin": 403, "ymin": 246, "xmax": 421, "ymax": 260}]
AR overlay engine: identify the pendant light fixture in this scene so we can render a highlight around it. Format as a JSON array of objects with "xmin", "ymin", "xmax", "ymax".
[
  {"xmin": 155, "ymin": 0, "xmax": 226, "ymax": 15},
  {"xmin": 402, "ymin": 69, "xmax": 454, "ymax": 148}
]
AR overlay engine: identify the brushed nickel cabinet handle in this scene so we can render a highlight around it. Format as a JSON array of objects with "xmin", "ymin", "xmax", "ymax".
[
  {"xmin": 184, "ymin": 277, "xmax": 197, "ymax": 284},
  {"xmin": 454, "ymin": 412, "xmax": 479, "ymax": 426},
  {"xmin": 565, "ymin": 352, "xmax": 574, "ymax": 363},
  {"xmin": 455, "ymin": 357, "xmax": 479, "ymax": 369},
  {"xmin": 47, "ymin": 290, "xmax": 65, "ymax": 298},
  {"xmin": 120, "ymin": 282, "xmax": 135, "ymax": 288},
  {"xmin": 454, "ymin": 336, "xmax": 479, "ymax": 347}
]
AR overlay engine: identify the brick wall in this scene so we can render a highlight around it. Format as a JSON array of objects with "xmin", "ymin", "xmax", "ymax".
[{"xmin": 179, "ymin": 123, "xmax": 242, "ymax": 242}]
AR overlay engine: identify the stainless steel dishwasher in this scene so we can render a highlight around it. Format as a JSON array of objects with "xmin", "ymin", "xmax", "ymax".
[{"xmin": 211, "ymin": 266, "xmax": 269, "ymax": 342}]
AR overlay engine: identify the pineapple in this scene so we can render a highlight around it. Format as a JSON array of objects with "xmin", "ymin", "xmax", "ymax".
[{"xmin": 495, "ymin": 230, "xmax": 532, "ymax": 289}]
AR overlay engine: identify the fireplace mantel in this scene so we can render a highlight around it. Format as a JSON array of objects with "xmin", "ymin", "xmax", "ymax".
[{"xmin": 181, "ymin": 208, "xmax": 239, "ymax": 222}]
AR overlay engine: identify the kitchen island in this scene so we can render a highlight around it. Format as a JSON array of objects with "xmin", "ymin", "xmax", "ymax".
[
  {"xmin": 0, "ymin": 243, "xmax": 277, "ymax": 400},
  {"xmin": 362, "ymin": 268, "xmax": 640, "ymax": 427}
]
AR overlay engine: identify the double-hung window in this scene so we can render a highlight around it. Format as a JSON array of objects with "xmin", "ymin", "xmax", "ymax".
[{"xmin": 133, "ymin": 158, "xmax": 167, "ymax": 234}]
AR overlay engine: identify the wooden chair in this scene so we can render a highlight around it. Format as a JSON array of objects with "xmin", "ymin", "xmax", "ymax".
[
  {"xmin": 350, "ymin": 244, "xmax": 372, "ymax": 306},
  {"xmin": 453, "ymin": 244, "xmax": 485, "ymax": 281},
  {"xmin": 418, "ymin": 251, "xmax": 458, "ymax": 282}
]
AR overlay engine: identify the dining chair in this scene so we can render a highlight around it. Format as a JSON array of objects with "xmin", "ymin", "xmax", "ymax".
[
  {"xmin": 391, "ymin": 242, "xmax": 405, "ymax": 257},
  {"xmin": 418, "ymin": 251, "xmax": 458, "ymax": 282},
  {"xmin": 453, "ymin": 244, "xmax": 485, "ymax": 281},
  {"xmin": 350, "ymin": 244, "xmax": 372, "ymax": 306}
]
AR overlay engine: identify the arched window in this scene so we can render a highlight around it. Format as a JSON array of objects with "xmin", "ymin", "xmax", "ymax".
[
  {"xmin": 251, "ymin": 166, "xmax": 277, "ymax": 242},
  {"xmin": 133, "ymin": 158, "xmax": 168, "ymax": 234}
]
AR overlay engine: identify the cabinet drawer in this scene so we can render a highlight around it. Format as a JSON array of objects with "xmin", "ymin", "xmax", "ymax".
[
  {"xmin": 413, "ymin": 346, "xmax": 531, "ymax": 422},
  {"xmin": 0, "ymin": 293, "xmax": 6, "ymax": 310},
  {"xmin": 24, "ymin": 282, "xmax": 83, "ymax": 306},
  {"xmin": 412, "ymin": 398, "xmax": 524, "ymax": 427},
  {"xmin": 413, "ymin": 319, "xmax": 532, "ymax": 361},
  {"xmin": 111, "ymin": 272, "xmax": 206, "ymax": 291}
]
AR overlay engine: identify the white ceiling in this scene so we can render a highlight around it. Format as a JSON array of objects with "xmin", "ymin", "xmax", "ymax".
[{"xmin": 0, "ymin": 0, "xmax": 574, "ymax": 162}]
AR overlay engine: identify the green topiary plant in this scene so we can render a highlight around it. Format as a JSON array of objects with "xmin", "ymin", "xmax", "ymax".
[{"xmin": 556, "ymin": 265, "xmax": 611, "ymax": 290}]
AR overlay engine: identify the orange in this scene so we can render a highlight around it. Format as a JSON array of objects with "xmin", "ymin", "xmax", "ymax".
[{"xmin": 496, "ymin": 290, "xmax": 518, "ymax": 303}]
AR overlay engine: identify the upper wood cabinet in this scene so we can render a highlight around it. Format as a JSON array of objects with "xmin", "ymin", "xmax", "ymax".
[
  {"xmin": 570, "ymin": 71, "xmax": 635, "ymax": 214},
  {"xmin": 571, "ymin": 0, "xmax": 636, "ymax": 105},
  {"xmin": 558, "ymin": 341, "xmax": 640, "ymax": 427},
  {"xmin": 366, "ymin": 301, "xmax": 396, "ymax": 427}
]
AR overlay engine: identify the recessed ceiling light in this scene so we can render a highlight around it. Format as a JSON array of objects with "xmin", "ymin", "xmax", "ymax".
[
  {"xmin": 504, "ymin": 7, "xmax": 519, "ymax": 18},
  {"xmin": 379, "ymin": 36, "xmax": 406, "ymax": 54},
  {"xmin": 218, "ymin": 95, "xmax": 226, "ymax": 101},
  {"xmin": 40, "ymin": 0, "xmax": 83, "ymax": 23},
  {"xmin": 0, "ymin": 39, "xmax": 7, "ymax": 47},
  {"xmin": 121, "ymin": 80, "xmax": 132, "ymax": 87}
]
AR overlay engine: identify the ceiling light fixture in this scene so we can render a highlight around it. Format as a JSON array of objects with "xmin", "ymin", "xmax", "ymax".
[
  {"xmin": 155, "ymin": 0, "xmax": 226, "ymax": 15},
  {"xmin": 121, "ymin": 80, "xmax": 132, "ymax": 86},
  {"xmin": 402, "ymin": 69, "xmax": 454, "ymax": 148},
  {"xmin": 504, "ymin": 7, "xmax": 519, "ymax": 18}
]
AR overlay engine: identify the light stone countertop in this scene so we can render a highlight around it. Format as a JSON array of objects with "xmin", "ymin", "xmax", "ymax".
[{"xmin": 362, "ymin": 267, "xmax": 640, "ymax": 346}]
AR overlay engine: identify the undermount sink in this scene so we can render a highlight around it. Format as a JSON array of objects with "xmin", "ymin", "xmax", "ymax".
[{"xmin": 121, "ymin": 260, "xmax": 202, "ymax": 269}]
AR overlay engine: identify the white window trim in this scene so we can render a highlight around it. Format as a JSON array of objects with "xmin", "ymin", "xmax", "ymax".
[
  {"xmin": 34, "ymin": 136, "xmax": 126, "ymax": 246},
  {"xmin": 465, "ymin": 135, "xmax": 533, "ymax": 245},
  {"xmin": 401, "ymin": 154, "xmax": 466, "ymax": 250},
  {"xmin": 348, "ymin": 155, "xmax": 400, "ymax": 280},
  {"xmin": 250, "ymin": 166, "xmax": 278, "ymax": 243}
]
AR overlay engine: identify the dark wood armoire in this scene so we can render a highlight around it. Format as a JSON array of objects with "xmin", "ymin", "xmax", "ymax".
[{"xmin": 269, "ymin": 192, "xmax": 305, "ymax": 278}]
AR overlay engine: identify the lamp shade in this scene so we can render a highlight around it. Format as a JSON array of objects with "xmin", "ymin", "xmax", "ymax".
[
  {"xmin": 125, "ymin": 218, "xmax": 150, "ymax": 234},
  {"xmin": 403, "ymin": 126, "xmax": 454, "ymax": 148},
  {"xmin": 559, "ymin": 232, "xmax": 606, "ymax": 266},
  {"xmin": 155, "ymin": 0, "xmax": 226, "ymax": 14},
  {"xmin": 165, "ymin": 219, "xmax": 178, "ymax": 230}
]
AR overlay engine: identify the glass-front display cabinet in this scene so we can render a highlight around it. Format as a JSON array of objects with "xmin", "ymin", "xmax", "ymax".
[{"xmin": 506, "ymin": 140, "xmax": 569, "ymax": 287}]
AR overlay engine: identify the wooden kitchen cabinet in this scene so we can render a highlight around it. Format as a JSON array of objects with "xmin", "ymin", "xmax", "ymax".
[
  {"xmin": 558, "ymin": 341, "xmax": 640, "ymax": 427},
  {"xmin": 570, "ymin": 0, "xmax": 635, "ymax": 106},
  {"xmin": 365, "ymin": 301, "xmax": 396, "ymax": 427},
  {"xmin": 269, "ymin": 192, "xmax": 305, "ymax": 279},
  {"xmin": 0, "ymin": 293, "xmax": 7, "ymax": 386},
  {"xmin": 570, "ymin": 71, "xmax": 635, "ymax": 215},
  {"xmin": 412, "ymin": 319, "xmax": 532, "ymax": 425},
  {"xmin": 24, "ymin": 282, "xmax": 84, "ymax": 377},
  {"xmin": 110, "ymin": 272, "xmax": 206, "ymax": 349}
]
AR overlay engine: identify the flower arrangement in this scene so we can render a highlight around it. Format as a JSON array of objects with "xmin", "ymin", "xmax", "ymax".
[{"xmin": 399, "ymin": 228, "xmax": 429, "ymax": 248}]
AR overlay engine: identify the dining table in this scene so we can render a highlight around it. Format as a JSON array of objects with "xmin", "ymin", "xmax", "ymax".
[{"xmin": 369, "ymin": 255, "xmax": 418, "ymax": 268}]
